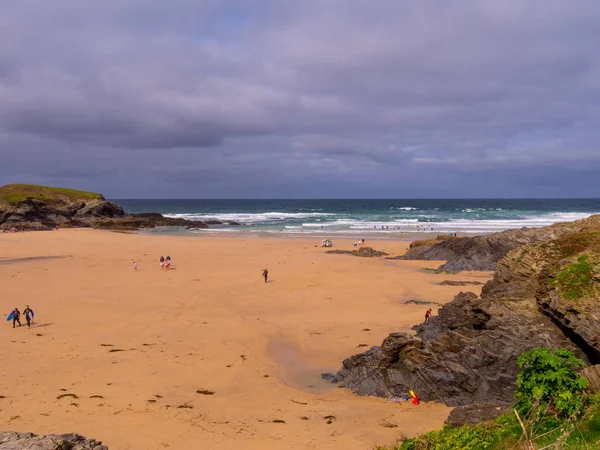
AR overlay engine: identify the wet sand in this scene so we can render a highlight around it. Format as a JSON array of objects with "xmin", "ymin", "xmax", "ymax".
[{"xmin": 0, "ymin": 230, "xmax": 491, "ymax": 449}]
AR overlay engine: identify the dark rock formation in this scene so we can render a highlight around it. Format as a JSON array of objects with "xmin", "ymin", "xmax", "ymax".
[
  {"xmin": 439, "ymin": 280, "xmax": 484, "ymax": 286},
  {"xmin": 326, "ymin": 247, "xmax": 388, "ymax": 257},
  {"xmin": 333, "ymin": 292, "xmax": 582, "ymax": 406},
  {"xmin": 0, "ymin": 431, "xmax": 106, "ymax": 449},
  {"xmin": 330, "ymin": 214, "xmax": 600, "ymax": 422},
  {"xmin": 393, "ymin": 215, "xmax": 600, "ymax": 272},
  {"xmin": 445, "ymin": 403, "xmax": 512, "ymax": 428},
  {"xmin": 0, "ymin": 192, "xmax": 208, "ymax": 231}
]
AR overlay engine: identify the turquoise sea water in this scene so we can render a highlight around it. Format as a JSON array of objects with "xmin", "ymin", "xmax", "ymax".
[{"xmin": 113, "ymin": 199, "xmax": 600, "ymax": 236}]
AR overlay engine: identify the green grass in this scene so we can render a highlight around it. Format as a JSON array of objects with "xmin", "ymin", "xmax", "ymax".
[
  {"xmin": 382, "ymin": 401, "xmax": 600, "ymax": 450},
  {"xmin": 0, "ymin": 184, "xmax": 103, "ymax": 205},
  {"xmin": 554, "ymin": 254, "xmax": 597, "ymax": 300}
]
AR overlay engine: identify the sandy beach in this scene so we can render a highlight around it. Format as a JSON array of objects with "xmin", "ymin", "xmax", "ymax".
[{"xmin": 1, "ymin": 230, "xmax": 491, "ymax": 450}]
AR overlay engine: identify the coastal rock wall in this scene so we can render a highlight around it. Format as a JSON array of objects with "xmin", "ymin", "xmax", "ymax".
[
  {"xmin": 333, "ymin": 215, "xmax": 600, "ymax": 419},
  {"xmin": 396, "ymin": 214, "xmax": 600, "ymax": 272},
  {"xmin": 334, "ymin": 292, "xmax": 582, "ymax": 406},
  {"xmin": 0, "ymin": 431, "xmax": 106, "ymax": 449}
]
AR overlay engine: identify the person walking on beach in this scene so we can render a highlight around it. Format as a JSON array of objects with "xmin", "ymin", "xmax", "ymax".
[
  {"xmin": 160, "ymin": 255, "xmax": 165, "ymax": 268},
  {"xmin": 262, "ymin": 268, "xmax": 268, "ymax": 283},
  {"xmin": 133, "ymin": 261, "xmax": 138, "ymax": 271},
  {"xmin": 424, "ymin": 308, "xmax": 432, "ymax": 322},
  {"xmin": 23, "ymin": 305, "xmax": 34, "ymax": 328},
  {"xmin": 11, "ymin": 308, "xmax": 21, "ymax": 328},
  {"xmin": 165, "ymin": 255, "xmax": 171, "ymax": 269}
]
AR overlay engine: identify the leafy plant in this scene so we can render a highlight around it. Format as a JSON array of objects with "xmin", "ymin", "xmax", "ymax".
[{"xmin": 515, "ymin": 348, "xmax": 588, "ymax": 419}]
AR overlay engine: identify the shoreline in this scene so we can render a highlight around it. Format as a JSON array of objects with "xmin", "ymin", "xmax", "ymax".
[{"xmin": 136, "ymin": 226, "xmax": 484, "ymax": 241}]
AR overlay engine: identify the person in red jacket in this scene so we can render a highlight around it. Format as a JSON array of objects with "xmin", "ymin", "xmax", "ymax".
[{"xmin": 424, "ymin": 308, "xmax": 432, "ymax": 322}]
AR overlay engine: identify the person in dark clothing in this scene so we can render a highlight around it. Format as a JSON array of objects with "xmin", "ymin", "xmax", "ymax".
[
  {"xmin": 424, "ymin": 308, "xmax": 432, "ymax": 322},
  {"xmin": 262, "ymin": 268, "xmax": 268, "ymax": 283},
  {"xmin": 11, "ymin": 308, "xmax": 21, "ymax": 328},
  {"xmin": 23, "ymin": 305, "xmax": 34, "ymax": 328}
]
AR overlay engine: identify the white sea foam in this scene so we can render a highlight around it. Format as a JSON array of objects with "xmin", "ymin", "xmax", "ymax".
[
  {"xmin": 163, "ymin": 210, "xmax": 596, "ymax": 235},
  {"xmin": 164, "ymin": 211, "xmax": 335, "ymax": 224}
]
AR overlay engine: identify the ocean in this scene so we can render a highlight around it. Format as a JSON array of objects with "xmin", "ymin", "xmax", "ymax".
[{"xmin": 113, "ymin": 199, "xmax": 600, "ymax": 237}]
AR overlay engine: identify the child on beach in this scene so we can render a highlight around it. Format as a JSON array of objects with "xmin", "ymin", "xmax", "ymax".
[
  {"xmin": 165, "ymin": 256, "xmax": 171, "ymax": 269},
  {"xmin": 160, "ymin": 255, "xmax": 164, "ymax": 268},
  {"xmin": 133, "ymin": 261, "xmax": 138, "ymax": 270},
  {"xmin": 262, "ymin": 268, "xmax": 268, "ymax": 283},
  {"xmin": 23, "ymin": 305, "xmax": 34, "ymax": 328}
]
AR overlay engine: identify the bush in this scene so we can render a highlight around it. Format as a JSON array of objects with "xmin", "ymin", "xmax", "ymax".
[{"xmin": 515, "ymin": 348, "xmax": 588, "ymax": 419}]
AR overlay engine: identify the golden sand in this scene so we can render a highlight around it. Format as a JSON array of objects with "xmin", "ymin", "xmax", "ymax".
[{"xmin": 0, "ymin": 230, "xmax": 491, "ymax": 449}]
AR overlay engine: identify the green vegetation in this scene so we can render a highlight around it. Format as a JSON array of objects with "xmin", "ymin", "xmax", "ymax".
[
  {"xmin": 554, "ymin": 254, "xmax": 597, "ymax": 300},
  {"xmin": 550, "ymin": 232, "xmax": 600, "ymax": 259},
  {"xmin": 381, "ymin": 349, "xmax": 600, "ymax": 450},
  {"xmin": 515, "ymin": 348, "xmax": 588, "ymax": 418},
  {"xmin": 0, "ymin": 183, "xmax": 102, "ymax": 205},
  {"xmin": 392, "ymin": 415, "xmax": 520, "ymax": 450}
]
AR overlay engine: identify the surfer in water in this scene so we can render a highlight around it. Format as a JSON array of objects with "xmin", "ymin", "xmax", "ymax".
[
  {"xmin": 23, "ymin": 305, "xmax": 34, "ymax": 328},
  {"xmin": 262, "ymin": 268, "xmax": 268, "ymax": 283},
  {"xmin": 11, "ymin": 307, "xmax": 21, "ymax": 328}
]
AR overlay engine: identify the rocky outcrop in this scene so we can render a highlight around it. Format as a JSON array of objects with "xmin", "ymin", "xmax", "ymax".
[
  {"xmin": 394, "ymin": 215, "xmax": 600, "ymax": 272},
  {"xmin": 0, "ymin": 194, "xmax": 208, "ymax": 231},
  {"xmin": 330, "ymin": 215, "xmax": 600, "ymax": 421},
  {"xmin": 439, "ymin": 280, "xmax": 484, "ymax": 286},
  {"xmin": 332, "ymin": 292, "xmax": 582, "ymax": 406},
  {"xmin": 0, "ymin": 431, "xmax": 106, "ymax": 449},
  {"xmin": 326, "ymin": 247, "xmax": 388, "ymax": 257},
  {"xmin": 445, "ymin": 403, "xmax": 512, "ymax": 428}
]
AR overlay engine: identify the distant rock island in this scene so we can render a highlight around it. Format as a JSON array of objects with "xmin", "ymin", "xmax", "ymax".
[{"xmin": 0, "ymin": 183, "xmax": 236, "ymax": 231}]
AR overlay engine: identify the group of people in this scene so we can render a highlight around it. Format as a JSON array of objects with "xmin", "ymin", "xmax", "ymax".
[
  {"xmin": 3, "ymin": 227, "xmax": 25, "ymax": 233},
  {"xmin": 353, "ymin": 238, "xmax": 366, "ymax": 247},
  {"xmin": 9, "ymin": 305, "xmax": 34, "ymax": 329},
  {"xmin": 159, "ymin": 255, "xmax": 172, "ymax": 269}
]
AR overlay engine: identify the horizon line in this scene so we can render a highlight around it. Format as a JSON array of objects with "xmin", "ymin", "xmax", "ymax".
[{"xmin": 110, "ymin": 197, "xmax": 600, "ymax": 201}]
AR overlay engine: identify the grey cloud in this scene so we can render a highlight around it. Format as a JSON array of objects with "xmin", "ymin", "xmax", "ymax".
[{"xmin": 1, "ymin": 0, "xmax": 599, "ymax": 197}]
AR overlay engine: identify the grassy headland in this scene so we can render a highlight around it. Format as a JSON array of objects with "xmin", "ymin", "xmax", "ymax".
[{"xmin": 0, "ymin": 183, "xmax": 103, "ymax": 205}]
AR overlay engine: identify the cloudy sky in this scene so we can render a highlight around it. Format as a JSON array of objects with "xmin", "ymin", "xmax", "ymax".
[{"xmin": 1, "ymin": 1, "xmax": 599, "ymax": 198}]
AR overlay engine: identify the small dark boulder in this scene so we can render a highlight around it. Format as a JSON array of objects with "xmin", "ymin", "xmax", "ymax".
[
  {"xmin": 327, "ymin": 247, "xmax": 388, "ymax": 257},
  {"xmin": 439, "ymin": 280, "xmax": 484, "ymax": 286}
]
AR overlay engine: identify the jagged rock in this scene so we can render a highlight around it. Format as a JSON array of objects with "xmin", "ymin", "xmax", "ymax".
[
  {"xmin": 326, "ymin": 247, "xmax": 388, "ymax": 257},
  {"xmin": 445, "ymin": 403, "xmax": 511, "ymax": 428},
  {"xmin": 393, "ymin": 215, "xmax": 600, "ymax": 272},
  {"xmin": 332, "ymin": 215, "xmax": 600, "ymax": 418},
  {"xmin": 0, "ymin": 431, "xmax": 107, "ymax": 449},
  {"xmin": 582, "ymin": 365, "xmax": 600, "ymax": 393},
  {"xmin": 74, "ymin": 199, "xmax": 125, "ymax": 218},
  {"xmin": 0, "ymin": 185, "xmax": 207, "ymax": 231},
  {"xmin": 439, "ymin": 280, "xmax": 484, "ymax": 286},
  {"xmin": 333, "ymin": 292, "xmax": 583, "ymax": 406}
]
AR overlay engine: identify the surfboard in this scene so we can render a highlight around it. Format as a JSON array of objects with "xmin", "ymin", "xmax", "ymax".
[
  {"xmin": 27, "ymin": 311, "xmax": 34, "ymax": 320},
  {"xmin": 6, "ymin": 312, "xmax": 14, "ymax": 321}
]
